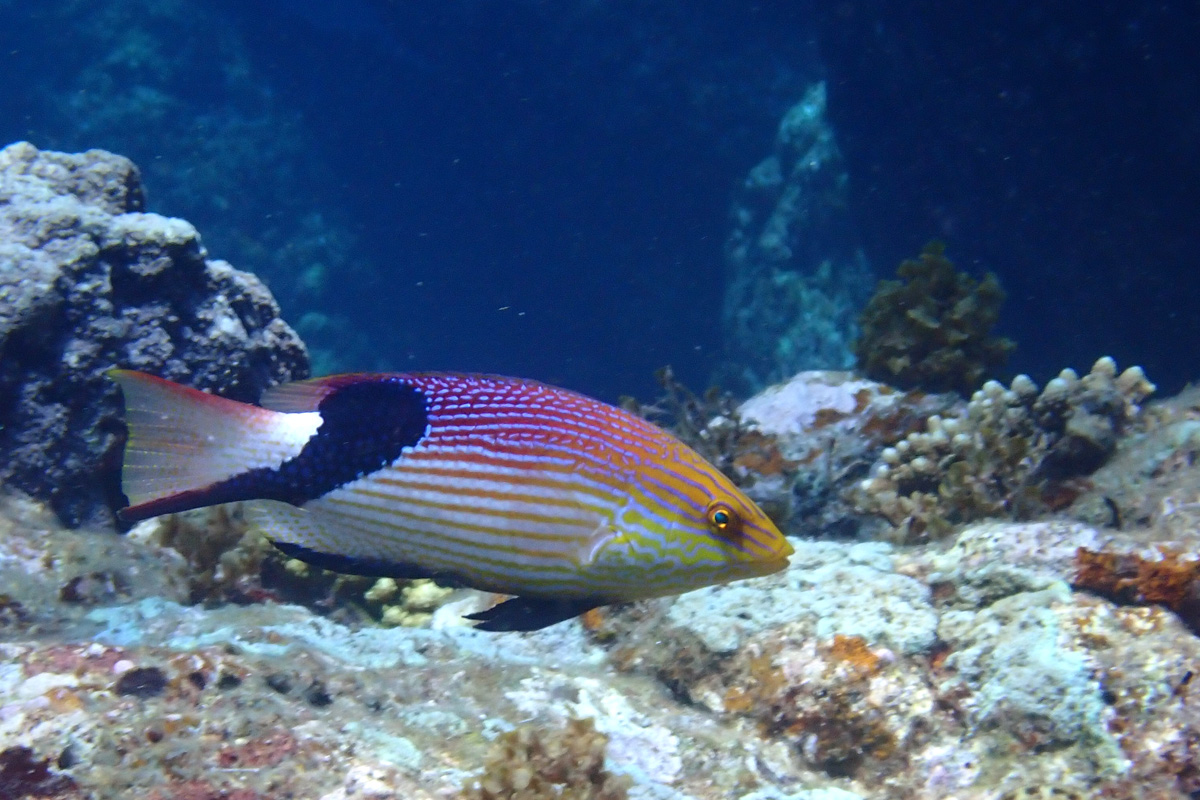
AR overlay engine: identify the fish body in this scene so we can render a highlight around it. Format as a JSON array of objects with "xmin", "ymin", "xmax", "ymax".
[{"xmin": 110, "ymin": 370, "xmax": 792, "ymax": 630}]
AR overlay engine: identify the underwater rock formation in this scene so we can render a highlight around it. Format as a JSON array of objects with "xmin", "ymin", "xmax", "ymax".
[
  {"xmin": 854, "ymin": 241, "xmax": 1014, "ymax": 396},
  {"xmin": 0, "ymin": 142, "xmax": 308, "ymax": 527},
  {"xmin": 1063, "ymin": 381, "xmax": 1200, "ymax": 534},
  {"xmin": 718, "ymin": 83, "xmax": 874, "ymax": 395},
  {"xmin": 724, "ymin": 371, "xmax": 957, "ymax": 538}
]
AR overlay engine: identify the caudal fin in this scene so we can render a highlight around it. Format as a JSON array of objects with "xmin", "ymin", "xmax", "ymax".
[{"xmin": 109, "ymin": 370, "xmax": 322, "ymax": 522}]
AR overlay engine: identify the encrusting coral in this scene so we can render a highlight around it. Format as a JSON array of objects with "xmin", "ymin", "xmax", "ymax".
[
  {"xmin": 1074, "ymin": 546, "xmax": 1200, "ymax": 633},
  {"xmin": 852, "ymin": 357, "xmax": 1155, "ymax": 541},
  {"xmin": 854, "ymin": 241, "xmax": 1015, "ymax": 396},
  {"xmin": 461, "ymin": 717, "xmax": 630, "ymax": 800}
]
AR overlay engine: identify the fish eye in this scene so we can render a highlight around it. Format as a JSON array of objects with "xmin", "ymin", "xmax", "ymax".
[{"xmin": 706, "ymin": 501, "xmax": 740, "ymax": 535}]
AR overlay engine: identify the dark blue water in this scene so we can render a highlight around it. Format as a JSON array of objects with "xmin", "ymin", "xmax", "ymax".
[
  {"xmin": 209, "ymin": 0, "xmax": 816, "ymax": 398},
  {"xmin": 813, "ymin": 0, "xmax": 1200, "ymax": 395},
  {"xmin": 1, "ymin": 0, "xmax": 1196, "ymax": 400}
]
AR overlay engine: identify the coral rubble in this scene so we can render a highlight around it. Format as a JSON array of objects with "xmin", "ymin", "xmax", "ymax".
[
  {"xmin": 854, "ymin": 241, "xmax": 1014, "ymax": 396},
  {"xmin": 463, "ymin": 717, "xmax": 630, "ymax": 800},
  {"xmin": 0, "ymin": 142, "xmax": 308, "ymax": 526}
]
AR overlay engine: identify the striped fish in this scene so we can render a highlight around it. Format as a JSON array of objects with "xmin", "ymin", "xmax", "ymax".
[{"xmin": 109, "ymin": 370, "xmax": 793, "ymax": 631}]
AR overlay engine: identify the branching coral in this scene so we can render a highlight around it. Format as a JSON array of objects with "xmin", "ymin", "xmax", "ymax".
[
  {"xmin": 462, "ymin": 718, "xmax": 629, "ymax": 800},
  {"xmin": 852, "ymin": 357, "xmax": 1155, "ymax": 541},
  {"xmin": 854, "ymin": 241, "xmax": 1015, "ymax": 395}
]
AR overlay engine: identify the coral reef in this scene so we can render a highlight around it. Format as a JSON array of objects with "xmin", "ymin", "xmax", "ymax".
[
  {"xmin": 854, "ymin": 241, "xmax": 1014, "ymax": 396},
  {"xmin": 852, "ymin": 357, "xmax": 1155, "ymax": 541},
  {"xmin": 5, "ymin": 482, "xmax": 1200, "ymax": 796},
  {"xmin": 730, "ymin": 371, "xmax": 957, "ymax": 536},
  {"xmin": 0, "ymin": 142, "xmax": 308, "ymax": 526},
  {"xmin": 591, "ymin": 516, "xmax": 1200, "ymax": 796},
  {"xmin": 1063, "ymin": 382, "xmax": 1200, "ymax": 532},
  {"xmin": 718, "ymin": 83, "xmax": 874, "ymax": 394},
  {"xmin": 0, "ymin": 491, "xmax": 190, "ymax": 628},
  {"xmin": 462, "ymin": 717, "xmax": 630, "ymax": 800},
  {"xmin": 375, "ymin": 579, "xmax": 457, "ymax": 628},
  {"xmin": 127, "ymin": 505, "xmax": 276, "ymax": 606},
  {"xmin": 937, "ymin": 585, "xmax": 1122, "ymax": 762}
]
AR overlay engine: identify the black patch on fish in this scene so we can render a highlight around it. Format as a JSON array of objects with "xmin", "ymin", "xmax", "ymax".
[
  {"xmin": 120, "ymin": 378, "xmax": 428, "ymax": 521},
  {"xmin": 465, "ymin": 596, "xmax": 605, "ymax": 632},
  {"xmin": 270, "ymin": 540, "xmax": 465, "ymax": 586},
  {"xmin": 253, "ymin": 377, "xmax": 428, "ymax": 503}
]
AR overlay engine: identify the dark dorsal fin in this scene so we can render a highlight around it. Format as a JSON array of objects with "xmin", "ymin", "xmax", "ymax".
[{"xmin": 464, "ymin": 596, "xmax": 605, "ymax": 632}]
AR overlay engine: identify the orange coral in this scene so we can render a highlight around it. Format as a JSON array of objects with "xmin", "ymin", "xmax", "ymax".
[
  {"xmin": 1074, "ymin": 547, "xmax": 1200, "ymax": 632},
  {"xmin": 828, "ymin": 634, "xmax": 884, "ymax": 676}
]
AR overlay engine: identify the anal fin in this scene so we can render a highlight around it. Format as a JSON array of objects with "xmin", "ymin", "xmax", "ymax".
[{"xmin": 465, "ymin": 596, "xmax": 605, "ymax": 632}]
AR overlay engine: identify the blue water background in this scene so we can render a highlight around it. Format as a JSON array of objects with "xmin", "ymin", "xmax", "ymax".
[{"xmin": 0, "ymin": 0, "xmax": 1196, "ymax": 400}]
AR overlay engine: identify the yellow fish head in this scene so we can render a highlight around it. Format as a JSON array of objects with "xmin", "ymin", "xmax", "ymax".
[{"xmin": 592, "ymin": 443, "xmax": 793, "ymax": 599}]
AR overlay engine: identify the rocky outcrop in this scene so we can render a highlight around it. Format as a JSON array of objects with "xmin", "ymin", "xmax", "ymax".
[
  {"xmin": 0, "ymin": 142, "xmax": 309, "ymax": 527},
  {"xmin": 718, "ymin": 84, "xmax": 874, "ymax": 394}
]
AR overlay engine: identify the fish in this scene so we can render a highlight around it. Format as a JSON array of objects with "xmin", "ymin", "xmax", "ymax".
[{"xmin": 108, "ymin": 369, "xmax": 793, "ymax": 631}]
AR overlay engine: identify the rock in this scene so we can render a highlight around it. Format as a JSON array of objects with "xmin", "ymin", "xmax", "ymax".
[
  {"xmin": 664, "ymin": 539, "xmax": 938, "ymax": 658},
  {"xmin": 937, "ymin": 586, "xmax": 1124, "ymax": 768},
  {"xmin": 724, "ymin": 370, "xmax": 957, "ymax": 537},
  {"xmin": 717, "ymin": 84, "xmax": 874, "ymax": 394},
  {"xmin": 0, "ymin": 142, "xmax": 309, "ymax": 526}
]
